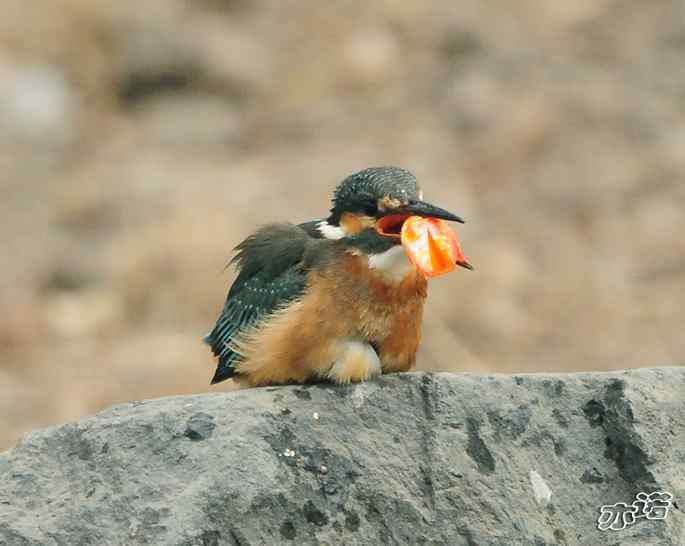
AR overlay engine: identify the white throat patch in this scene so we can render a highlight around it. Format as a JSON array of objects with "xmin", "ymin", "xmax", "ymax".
[
  {"xmin": 317, "ymin": 220, "xmax": 346, "ymax": 240},
  {"xmin": 368, "ymin": 245, "xmax": 416, "ymax": 282}
]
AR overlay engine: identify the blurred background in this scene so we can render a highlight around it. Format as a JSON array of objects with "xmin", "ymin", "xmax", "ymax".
[{"xmin": 1, "ymin": 0, "xmax": 684, "ymax": 451}]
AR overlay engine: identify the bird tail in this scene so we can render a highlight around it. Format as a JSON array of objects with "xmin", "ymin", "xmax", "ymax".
[
  {"xmin": 203, "ymin": 329, "xmax": 239, "ymax": 384},
  {"xmin": 210, "ymin": 361, "xmax": 236, "ymax": 384}
]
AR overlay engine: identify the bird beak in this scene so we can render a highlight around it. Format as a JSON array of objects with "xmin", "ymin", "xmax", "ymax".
[{"xmin": 391, "ymin": 199, "xmax": 465, "ymax": 224}]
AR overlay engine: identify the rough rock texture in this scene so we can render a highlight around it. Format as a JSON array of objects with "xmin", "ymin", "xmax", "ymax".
[{"xmin": 1, "ymin": 368, "xmax": 683, "ymax": 546}]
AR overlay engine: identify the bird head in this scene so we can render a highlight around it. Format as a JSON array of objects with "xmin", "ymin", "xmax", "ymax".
[{"xmin": 323, "ymin": 167, "xmax": 472, "ymax": 273}]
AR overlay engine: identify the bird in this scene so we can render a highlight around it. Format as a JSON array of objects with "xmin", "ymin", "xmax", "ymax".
[{"xmin": 204, "ymin": 166, "xmax": 471, "ymax": 387}]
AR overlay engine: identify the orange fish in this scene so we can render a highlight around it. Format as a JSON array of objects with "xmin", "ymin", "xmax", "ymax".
[{"xmin": 401, "ymin": 216, "xmax": 472, "ymax": 277}]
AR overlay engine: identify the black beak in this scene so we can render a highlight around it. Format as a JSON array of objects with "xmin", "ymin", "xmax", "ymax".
[{"xmin": 392, "ymin": 199, "xmax": 465, "ymax": 223}]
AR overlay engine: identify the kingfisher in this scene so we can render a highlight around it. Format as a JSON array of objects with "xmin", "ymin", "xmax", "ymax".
[{"xmin": 204, "ymin": 166, "xmax": 471, "ymax": 387}]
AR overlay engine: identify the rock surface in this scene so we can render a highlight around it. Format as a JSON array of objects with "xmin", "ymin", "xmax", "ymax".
[{"xmin": 1, "ymin": 368, "xmax": 683, "ymax": 546}]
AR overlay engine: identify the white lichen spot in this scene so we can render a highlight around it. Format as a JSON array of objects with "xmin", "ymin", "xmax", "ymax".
[
  {"xmin": 283, "ymin": 448, "xmax": 296, "ymax": 458},
  {"xmin": 530, "ymin": 470, "xmax": 552, "ymax": 505},
  {"xmin": 351, "ymin": 386, "xmax": 366, "ymax": 409}
]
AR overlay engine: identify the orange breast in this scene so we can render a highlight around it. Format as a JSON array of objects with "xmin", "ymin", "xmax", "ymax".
[
  {"xmin": 231, "ymin": 251, "xmax": 427, "ymax": 385},
  {"xmin": 328, "ymin": 253, "xmax": 427, "ymax": 372}
]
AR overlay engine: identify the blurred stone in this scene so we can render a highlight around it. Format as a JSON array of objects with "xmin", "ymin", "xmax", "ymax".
[
  {"xmin": 44, "ymin": 291, "xmax": 123, "ymax": 338},
  {"xmin": 446, "ymin": 70, "xmax": 506, "ymax": 133},
  {"xmin": 0, "ymin": 298, "xmax": 47, "ymax": 353},
  {"xmin": 194, "ymin": 18, "xmax": 274, "ymax": 96},
  {"xmin": 631, "ymin": 197, "xmax": 685, "ymax": 257},
  {"xmin": 41, "ymin": 267, "xmax": 92, "ymax": 294},
  {"xmin": 56, "ymin": 191, "xmax": 120, "ymax": 234},
  {"xmin": 114, "ymin": 26, "xmax": 198, "ymax": 106},
  {"xmin": 112, "ymin": 14, "xmax": 273, "ymax": 106},
  {"xmin": 0, "ymin": 61, "xmax": 75, "ymax": 146},
  {"xmin": 135, "ymin": 95, "xmax": 243, "ymax": 145},
  {"xmin": 531, "ymin": 0, "xmax": 611, "ymax": 28},
  {"xmin": 339, "ymin": 26, "xmax": 400, "ymax": 87},
  {"xmin": 660, "ymin": 123, "xmax": 685, "ymax": 171},
  {"xmin": 479, "ymin": 241, "xmax": 532, "ymax": 292},
  {"xmin": 441, "ymin": 28, "xmax": 482, "ymax": 61}
]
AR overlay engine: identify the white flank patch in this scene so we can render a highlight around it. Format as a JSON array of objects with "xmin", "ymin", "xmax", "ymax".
[
  {"xmin": 317, "ymin": 220, "xmax": 346, "ymax": 240},
  {"xmin": 529, "ymin": 470, "xmax": 552, "ymax": 505},
  {"xmin": 328, "ymin": 340, "xmax": 381, "ymax": 382},
  {"xmin": 368, "ymin": 245, "xmax": 416, "ymax": 282}
]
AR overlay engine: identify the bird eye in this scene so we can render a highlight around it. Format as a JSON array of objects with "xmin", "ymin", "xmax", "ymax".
[{"xmin": 363, "ymin": 201, "xmax": 378, "ymax": 216}]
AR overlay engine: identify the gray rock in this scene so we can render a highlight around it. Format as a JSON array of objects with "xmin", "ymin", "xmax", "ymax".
[{"xmin": 1, "ymin": 368, "xmax": 683, "ymax": 546}]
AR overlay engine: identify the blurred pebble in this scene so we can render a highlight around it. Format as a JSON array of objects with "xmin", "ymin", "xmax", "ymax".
[
  {"xmin": 0, "ymin": 61, "xmax": 75, "ymax": 145},
  {"xmin": 44, "ymin": 291, "xmax": 123, "ymax": 338},
  {"xmin": 339, "ymin": 26, "xmax": 400, "ymax": 86},
  {"xmin": 135, "ymin": 95, "xmax": 243, "ymax": 146}
]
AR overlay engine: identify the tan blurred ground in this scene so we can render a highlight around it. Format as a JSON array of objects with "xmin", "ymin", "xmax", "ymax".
[{"xmin": 1, "ymin": 0, "xmax": 684, "ymax": 451}]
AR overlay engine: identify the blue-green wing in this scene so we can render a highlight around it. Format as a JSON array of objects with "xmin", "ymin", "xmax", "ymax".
[{"xmin": 204, "ymin": 224, "xmax": 311, "ymax": 384}]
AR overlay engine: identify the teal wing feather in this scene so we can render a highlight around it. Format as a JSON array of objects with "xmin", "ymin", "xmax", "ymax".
[{"xmin": 204, "ymin": 224, "xmax": 314, "ymax": 384}]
